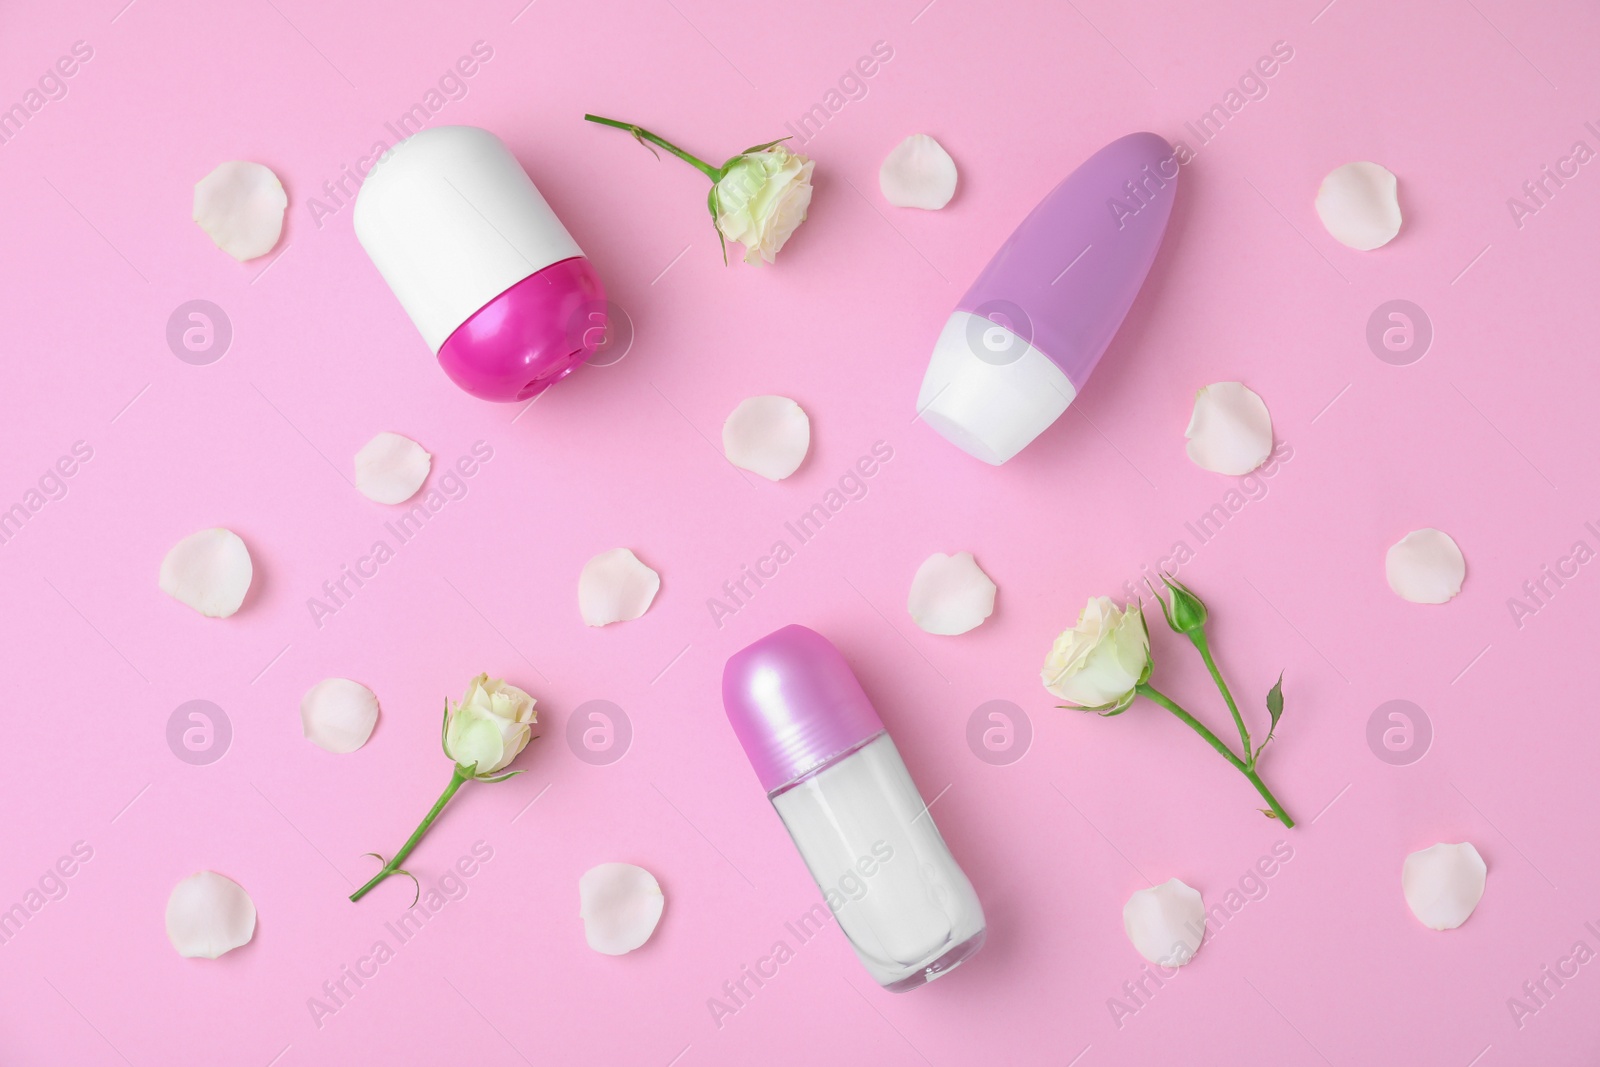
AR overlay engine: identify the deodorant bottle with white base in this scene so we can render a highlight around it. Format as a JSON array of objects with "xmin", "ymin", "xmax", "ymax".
[
  {"xmin": 916, "ymin": 131, "xmax": 1179, "ymax": 464},
  {"xmin": 354, "ymin": 125, "xmax": 607, "ymax": 402},
  {"xmin": 722, "ymin": 624, "xmax": 986, "ymax": 991}
]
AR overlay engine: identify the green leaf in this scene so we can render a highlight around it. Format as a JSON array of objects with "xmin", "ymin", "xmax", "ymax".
[
  {"xmin": 1253, "ymin": 673, "xmax": 1285, "ymax": 764},
  {"xmin": 1260, "ymin": 808, "xmax": 1279, "ymax": 820}
]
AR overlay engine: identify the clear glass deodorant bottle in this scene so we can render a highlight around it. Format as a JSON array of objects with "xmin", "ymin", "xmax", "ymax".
[{"xmin": 722, "ymin": 624, "xmax": 986, "ymax": 990}]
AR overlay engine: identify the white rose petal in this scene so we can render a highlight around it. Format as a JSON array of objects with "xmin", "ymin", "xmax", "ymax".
[
  {"xmin": 1123, "ymin": 878, "xmax": 1206, "ymax": 967},
  {"xmin": 165, "ymin": 871, "xmax": 257, "ymax": 959},
  {"xmin": 1386, "ymin": 528, "xmax": 1466, "ymax": 604},
  {"xmin": 1185, "ymin": 382, "xmax": 1273, "ymax": 476},
  {"xmin": 300, "ymin": 678, "xmax": 380, "ymax": 754},
  {"xmin": 879, "ymin": 134, "xmax": 958, "ymax": 210},
  {"xmin": 1402, "ymin": 842, "xmax": 1486, "ymax": 931},
  {"xmin": 579, "ymin": 862, "xmax": 664, "ymax": 955},
  {"xmin": 159, "ymin": 528, "xmax": 253, "ymax": 618},
  {"xmin": 1315, "ymin": 161, "xmax": 1401, "ymax": 251},
  {"xmin": 723, "ymin": 396, "xmax": 810, "ymax": 480},
  {"xmin": 908, "ymin": 552, "xmax": 996, "ymax": 635},
  {"xmin": 354, "ymin": 432, "xmax": 431, "ymax": 505},
  {"xmin": 579, "ymin": 548, "xmax": 661, "ymax": 626},
  {"xmin": 193, "ymin": 161, "xmax": 287, "ymax": 262}
]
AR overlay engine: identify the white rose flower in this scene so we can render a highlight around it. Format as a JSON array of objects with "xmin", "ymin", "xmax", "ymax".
[
  {"xmin": 585, "ymin": 114, "xmax": 816, "ymax": 268},
  {"xmin": 352, "ymin": 672, "xmax": 540, "ymax": 905},
  {"xmin": 713, "ymin": 146, "xmax": 815, "ymax": 265},
  {"xmin": 1041, "ymin": 597, "xmax": 1151, "ymax": 711},
  {"xmin": 444, "ymin": 673, "xmax": 537, "ymax": 774}
]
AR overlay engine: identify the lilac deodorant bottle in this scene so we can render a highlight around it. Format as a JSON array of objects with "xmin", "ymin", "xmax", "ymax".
[
  {"xmin": 723, "ymin": 625, "xmax": 986, "ymax": 991},
  {"xmin": 916, "ymin": 132, "xmax": 1180, "ymax": 464}
]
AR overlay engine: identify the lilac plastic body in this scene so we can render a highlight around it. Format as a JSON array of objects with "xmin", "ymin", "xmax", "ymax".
[
  {"xmin": 722, "ymin": 624, "xmax": 886, "ymax": 794},
  {"xmin": 958, "ymin": 131, "xmax": 1179, "ymax": 390},
  {"xmin": 436, "ymin": 256, "xmax": 607, "ymax": 403}
]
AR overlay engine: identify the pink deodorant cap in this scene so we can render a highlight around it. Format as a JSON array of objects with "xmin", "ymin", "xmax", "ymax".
[
  {"xmin": 722, "ymin": 625, "xmax": 886, "ymax": 795},
  {"xmin": 354, "ymin": 125, "xmax": 607, "ymax": 402},
  {"xmin": 916, "ymin": 132, "xmax": 1180, "ymax": 464}
]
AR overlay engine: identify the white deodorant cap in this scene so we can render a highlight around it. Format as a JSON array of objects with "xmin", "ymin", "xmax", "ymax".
[
  {"xmin": 354, "ymin": 126, "xmax": 584, "ymax": 352},
  {"xmin": 916, "ymin": 311, "xmax": 1077, "ymax": 465}
]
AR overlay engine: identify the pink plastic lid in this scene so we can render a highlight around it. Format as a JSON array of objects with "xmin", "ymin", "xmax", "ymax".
[
  {"xmin": 722, "ymin": 625, "xmax": 886, "ymax": 794},
  {"xmin": 436, "ymin": 256, "xmax": 607, "ymax": 402}
]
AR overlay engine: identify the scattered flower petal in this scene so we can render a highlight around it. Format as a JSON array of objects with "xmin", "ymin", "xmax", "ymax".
[
  {"xmin": 1123, "ymin": 878, "xmax": 1205, "ymax": 967},
  {"xmin": 908, "ymin": 552, "xmax": 996, "ymax": 635},
  {"xmin": 1402, "ymin": 842, "xmax": 1486, "ymax": 930},
  {"xmin": 193, "ymin": 161, "xmax": 287, "ymax": 262},
  {"xmin": 165, "ymin": 871, "xmax": 256, "ymax": 959},
  {"xmin": 1315, "ymin": 161, "xmax": 1401, "ymax": 251},
  {"xmin": 159, "ymin": 528, "xmax": 253, "ymax": 618},
  {"xmin": 300, "ymin": 678, "xmax": 380, "ymax": 754},
  {"xmin": 579, "ymin": 862, "xmax": 664, "ymax": 955},
  {"xmin": 880, "ymin": 134, "xmax": 958, "ymax": 210},
  {"xmin": 1386, "ymin": 528, "xmax": 1466, "ymax": 604},
  {"xmin": 579, "ymin": 548, "xmax": 661, "ymax": 626},
  {"xmin": 723, "ymin": 396, "xmax": 810, "ymax": 480},
  {"xmin": 354, "ymin": 432, "xmax": 431, "ymax": 505},
  {"xmin": 1185, "ymin": 382, "xmax": 1272, "ymax": 475}
]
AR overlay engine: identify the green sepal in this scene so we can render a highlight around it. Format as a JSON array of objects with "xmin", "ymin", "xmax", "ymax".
[
  {"xmin": 1055, "ymin": 689, "xmax": 1138, "ymax": 717},
  {"xmin": 1159, "ymin": 573, "xmax": 1208, "ymax": 634},
  {"xmin": 1134, "ymin": 607, "xmax": 1155, "ymax": 686},
  {"xmin": 730, "ymin": 137, "xmax": 791, "ymax": 159},
  {"xmin": 1145, "ymin": 578, "xmax": 1178, "ymax": 633},
  {"xmin": 706, "ymin": 186, "xmax": 729, "ymax": 265}
]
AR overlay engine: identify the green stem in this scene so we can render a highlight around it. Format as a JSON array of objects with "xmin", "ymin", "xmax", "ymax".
[
  {"xmin": 350, "ymin": 765, "xmax": 471, "ymax": 903},
  {"xmin": 1191, "ymin": 632, "xmax": 1251, "ymax": 762},
  {"xmin": 1136, "ymin": 682, "xmax": 1295, "ymax": 828},
  {"xmin": 583, "ymin": 115, "xmax": 722, "ymax": 182}
]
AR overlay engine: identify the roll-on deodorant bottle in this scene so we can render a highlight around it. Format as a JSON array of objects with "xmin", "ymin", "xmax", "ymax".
[
  {"xmin": 916, "ymin": 131, "xmax": 1179, "ymax": 464},
  {"xmin": 354, "ymin": 125, "xmax": 606, "ymax": 403},
  {"xmin": 722, "ymin": 624, "xmax": 985, "ymax": 991}
]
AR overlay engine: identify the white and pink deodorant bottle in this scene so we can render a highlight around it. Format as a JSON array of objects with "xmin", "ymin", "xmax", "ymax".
[
  {"xmin": 723, "ymin": 624, "xmax": 986, "ymax": 991},
  {"xmin": 355, "ymin": 125, "xmax": 607, "ymax": 403}
]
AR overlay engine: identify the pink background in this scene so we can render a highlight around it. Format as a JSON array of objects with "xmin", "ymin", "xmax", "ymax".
[{"xmin": 3, "ymin": 0, "xmax": 1598, "ymax": 1062}]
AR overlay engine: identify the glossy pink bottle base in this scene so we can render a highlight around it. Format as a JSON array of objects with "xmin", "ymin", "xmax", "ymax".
[{"xmin": 436, "ymin": 256, "xmax": 607, "ymax": 402}]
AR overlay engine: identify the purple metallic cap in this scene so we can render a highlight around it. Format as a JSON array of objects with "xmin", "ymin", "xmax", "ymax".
[
  {"xmin": 955, "ymin": 131, "xmax": 1179, "ymax": 390},
  {"xmin": 722, "ymin": 625, "xmax": 886, "ymax": 794}
]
